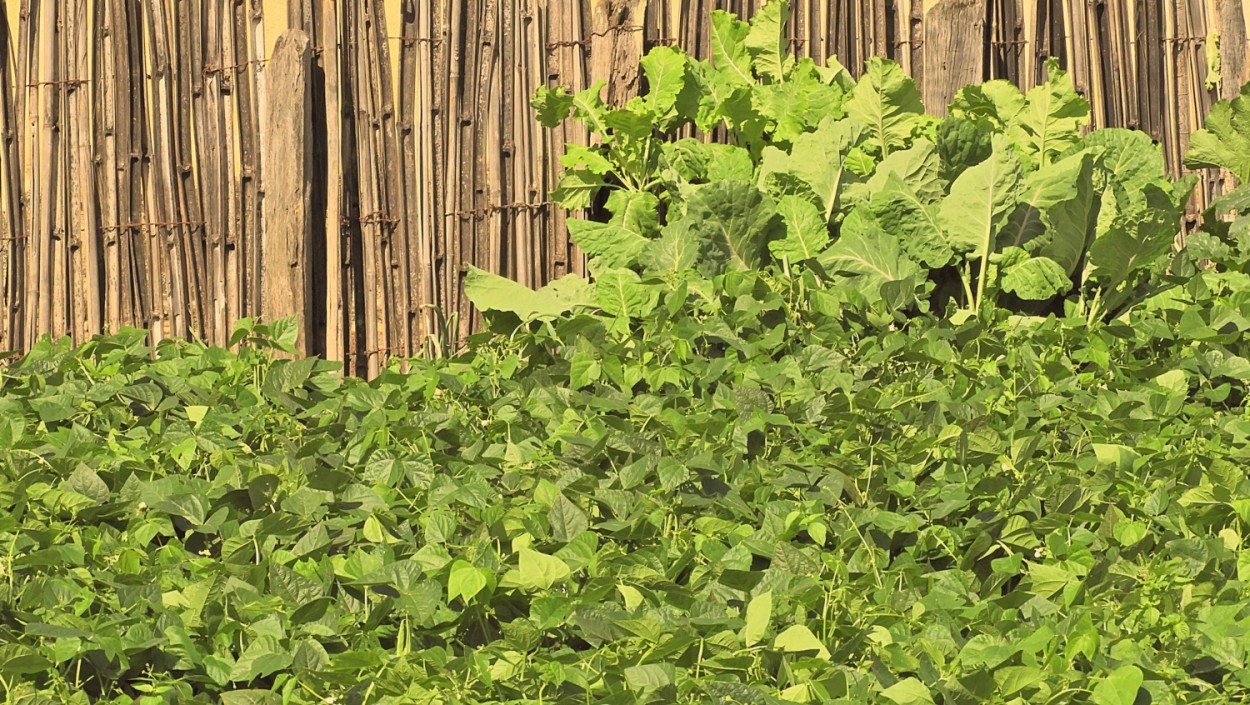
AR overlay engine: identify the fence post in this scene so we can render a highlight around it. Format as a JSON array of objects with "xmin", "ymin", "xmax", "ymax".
[
  {"xmin": 923, "ymin": 0, "xmax": 986, "ymax": 115},
  {"xmin": 261, "ymin": 28, "xmax": 313, "ymax": 353}
]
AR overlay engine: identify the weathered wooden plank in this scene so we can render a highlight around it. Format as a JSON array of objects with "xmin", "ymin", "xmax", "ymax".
[
  {"xmin": 922, "ymin": 0, "xmax": 984, "ymax": 116},
  {"xmin": 261, "ymin": 28, "xmax": 313, "ymax": 351}
]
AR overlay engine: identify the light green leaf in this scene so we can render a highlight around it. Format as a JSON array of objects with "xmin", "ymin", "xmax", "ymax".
[
  {"xmin": 560, "ymin": 144, "xmax": 613, "ymax": 175},
  {"xmin": 531, "ymin": 85, "xmax": 575, "ymax": 128},
  {"xmin": 769, "ymin": 196, "xmax": 829, "ymax": 262},
  {"xmin": 567, "ymin": 220, "xmax": 649, "ymax": 270},
  {"xmin": 547, "ymin": 493, "xmax": 590, "ymax": 542},
  {"xmin": 1092, "ymin": 443, "xmax": 1141, "ymax": 470},
  {"xmin": 820, "ymin": 209, "xmax": 921, "ymax": 303},
  {"xmin": 756, "ymin": 59, "xmax": 847, "ymax": 143},
  {"xmin": 1184, "ymin": 82, "xmax": 1250, "ymax": 182},
  {"xmin": 773, "ymin": 624, "xmax": 830, "ymax": 659},
  {"xmin": 644, "ymin": 223, "xmax": 701, "ymax": 275},
  {"xmin": 861, "ymin": 139, "xmax": 944, "ymax": 203},
  {"xmin": 845, "ymin": 57, "xmax": 925, "ymax": 158},
  {"xmin": 1086, "ymin": 185, "xmax": 1183, "ymax": 289},
  {"xmin": 447, "ymin": 560, "xmax": 488, "ymax": 604},
  {"xmin": 606, "ymin": 190, "xmax": 660, "ymax": 237},
  {"xmin": 938, "ymin": 135, "xmax": 1021, "ymax": 259},
  {"xmin": 870, "ymin": 173, "xmax": 953, "ymax": 268},
  {"xmin": 1089, "ymin": 665, "xmax": 1144, "ymax": 705},
  {"xmin": 1015, "ymin": 59, "xmax": 1090, "ymax": 165},
  {"xmin": 949, "ymin": 79, "xmax": 1026, "ymax": 128},
  {"xmin": 640, "ymin": 45, "xmax": 688, "ymax": 116},
  {"xmin": 880, "ymin": 677, "xmax": 935, "ymax": 705},
  {"xmin": 710, "ymin": 10, "xmax": 753, "ymax": 86},
  {"xmin": 763, "ymin": 117, "xmax": 858, "ymax": 219},
  {"xmin": 677, "ymin": 180, "xmax": 781, "ymax": 272},
  {"xmin": 228, "ymin": 636, "xmax": 292, "ymax": 683},
  {"xmin": 1114, "ymin": 520, "xmax": 1148, "ymax": 547},
  {"xmin": 1000, "ymin": 255, "xmax": 1071, "ymax": 300},
  {"xmin": 744, "ymin": 0, "xmax": 791, "ymax": 81},
  {"xmin": 594, "ymin": 268, "xmax": 659, "ymax": 319},
  {"xmin": 1000, "ymin": 150, "xmax": 1089, "ymax": 253},
  {"xmin": 517, "ymin": 549, "xmax": 572, "ymax": 591},
  {"xmin": 741, "ymin": 591, "xmax": 772, "ymax": 646},
  {"xmin": 551, "ymin": 169, "xmax": 607, "ymax": 209},
  {"xmin": 465, "ymin": 267, "xmax": 594, "ymax": 320}
]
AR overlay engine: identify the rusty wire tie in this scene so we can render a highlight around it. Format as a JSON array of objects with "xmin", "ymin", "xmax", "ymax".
[
  {"xmin": 340, "ymin": 211, "xmax": 400, "ymax": 227},
  {"xmin": 100, "ymin": 220, "xmax": 206, "ymax": 233},
  {"xmin": 450, "ymin": 200, "xmax": 552, "ymax": 220},
  {"xmin": 391, "ymin": 35, "xmax": 443, "ymax": 46},
  {"xmin": 546, "ymin": 24, "xmax": 644, "ymax": 52},
  {"xmin": 344, "ymin": 345, "xmax": 402, "ymax": 361},
  {"xmin": 894, "ymin": 38, "xmax": 925, "ymax": 48},
  {"xmin": 0, "ymin": 233, "xmax": 28, "ymax": 241},
  {"xmin": 203, "ymin": 58, "xmax": 269, "ymax": 75},
  {"xmin": 1163, "ymin": 35, "xmax": 1206, "ymax": 44},
  {"xmin": 27, "ymin": 78, "xmax": 90, "ymax": 88},
  {"xmin": 990, "ymin": 39, "xmax": 1030, "ymax": 46}
]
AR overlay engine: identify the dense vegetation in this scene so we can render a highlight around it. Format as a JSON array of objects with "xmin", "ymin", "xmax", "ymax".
[{"xmin": 4, "ymin": 2, "xmax": 1250, "ymax": 703}]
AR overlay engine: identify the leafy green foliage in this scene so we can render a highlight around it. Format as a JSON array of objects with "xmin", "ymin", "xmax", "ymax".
[
  {"xmin": 7, "ymin": 252, "xmax": 1250, "ymax": 703},
  {"xmin": 510, "ymin": 1, "xmax": 1198, "ymax": 327}
]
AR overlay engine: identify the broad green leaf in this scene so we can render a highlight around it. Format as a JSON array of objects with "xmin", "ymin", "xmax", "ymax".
[
  {"xmin": 551, "ymin": 169, "xmax": 607, "ymax": 209},
  {"xmin": 65, "ymin": 464, "xmax": 109, "ymax": 503},
  {"xmin": 846, "ymin": 57, "xmax": 926, "ymax": 157},
  {"xmin": 870, "ymin": 173, "xmax": 953, "ymax": 268},
  {"xmin": 1001, "ymin": 256, "xmax": 1071, "ymax": 300},
  {"xmin": 677, "ymin": 180, "xmax": 781, "ymax": 272},
  {"xmin": 1014, "ymin": 59, "xmax": 1089, "ymax": 165},
  {"xmin": 1114, "ymin": 520, "xmax": 1148, "ymax": 547},
  {"xmin": 1092, "ymin": 443, "xmax": 1142, "ymax": 470},
  {"xmin": 465, "ymin": 267, "xmax": 594, "ymax": 319},
  {"xmin": 560, "ymin": 144, "xmax": 613, "ymax": 174},
  {"xmin": 1084, "ymin": 128, "xmax": 1168, "ymax": 194},
  {"xmin": 518, "ymin": 549, "xmax": 572, "ymax": 590},
  {"xmin": 1089, "ymin": 665, "xmax": 1144, "ymax": 705},
  {"xmin": 640, "ymin": 46, "xmax": 688, "ymax": 116},
  {"xmin": 1184, "ymin": 82, "xmax": 1250, "ymax": 182},
  {"xmin": 228, "ymin": 636, "xmax": 292, "ymax": 683},
  {"xmin": 939, "ymin": 135, "xmax": 1021, "ymax": 259},
  {"xmin": 770, "ymin": 195, "xmax": 829, "ymax": 261},
  {"xmin": 531, "ymin": 85, "xmax": 574, "ymax": 128},
  {"xmin": 880, "ymin": 677, "xmax": 935, "ymax": 705},
  {"xmin": 567, "ymin": 220, "xmax": 649, "ymax": 269},
  {"xmin": 1000, "ymin": 150, "xmax": 1090, "ymax": 253},
  {"xmin": 741, "ymin": 591, "xmax": 772, "ymax": 646},
  {"xmin": 644, "ymin": 223, "xmax": 701, "ymax": 275},
  {"xmin": 710, "ymin": 10, "xmax": 753, "ymax": 86},
  {"xmin": 744, "ymin": 0, "xmax": 791, "ymax": 81},
  {"xmin": 594, "ymin": 268, "xmax": 660, "ymax": 319},
  {"xmin": 763, "ymin": 117, "xmax": 858, "ymax": 219},
  {"xmin": 935, "ymin": 115, "xmax": 992, "ymax": 180},
  {"xmin": 606, "ymin": 190, "xmax": 660, "ymax": 237},
  {"xmin": 773, "ymin": 624, "xmax": 830, "ymax": 659},
  {"xmin": 448, "ymin": 560, "xmax": 488, "ymax": 604},
  {"xmin": 624, "ymin": 663, "xmax": 676, "ymax": 693},
  {"xmin": 548, "ymin": 493, "xmax": 590, "ymax": 542},
  {"xmin": 1086, "ymin": 185, "xmax": 1182, "ymax": 289},
  {"xmin": 949, "ymin": 80, "xmax": 1026, "ymax": 128},
  {"xmin": 757, "ymin": 59, "xmax": 846, "ymax": 143},
  {"xmin": 219, "ymin": 690, "xmax": 279, "ymax": 705},
  {"xmin": 820, "ymin": 209, "xmax": 921, "ymax": 303},
  {"xmin": 861, "ymin": 139, "xmax": 944, "ymax": 203}
]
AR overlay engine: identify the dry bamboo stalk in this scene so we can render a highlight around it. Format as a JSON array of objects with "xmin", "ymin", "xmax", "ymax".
[
  {"xmin": 174, "ymin": 0, "xmax": 208, "ymax": 343},
  {"xmin": 316, "ymin": 0, "xmax": 344, "ymax": 363},
  {"xmin": 219, "ymin": 0, "xmax": 241, "ymax": 328},
  {"xmin": 67, "ymin": 0, "xmax": 96, "ymax": 342},
  {"xmin": 367, "ymin": 0, "xmax": 403, "ymax": 360},
  {"xmin": 230, "ymin": 0, "xmax": 261, "ymax": 320},
  {"xmin": 398, "ymin": 0, "xmax": 422, "ymax": 352},
  {"xmin": 35, "ymin": 1, "xmax": 58, "ymax": 338},
  {"xmin": 144, "ymin": 0, "xmax": 181, "ymax": 342},
  {"xmin": 192, "ymin": 0, "xmax": 227, "ymax": 346},
  {"xmin": 0, "ymin": 3, "xmax": 24, "ymax": 350}
]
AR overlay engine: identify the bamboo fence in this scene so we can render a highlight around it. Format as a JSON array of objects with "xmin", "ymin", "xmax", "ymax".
[{"xmin": 0, "ymin": 0, "xmax": 1245, "ymax": 375}]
